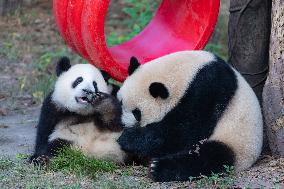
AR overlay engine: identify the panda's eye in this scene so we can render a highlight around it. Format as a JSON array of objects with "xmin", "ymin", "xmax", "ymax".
[
  {"xmin": 72, "ymin": 77, "xmax": 83, "ymax": 88},
  {"xmin": 132, "ymin": 108, "xmax": 141, "ymax": 122}
]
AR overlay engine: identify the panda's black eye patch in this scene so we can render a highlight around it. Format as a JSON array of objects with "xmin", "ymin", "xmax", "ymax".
[
  {"xmin": 132, "ymin": 108, "xmax": 141, "ymax": 122},
  {"xmin": 72, "ymin": 77, "xmax": 83, "ymax": 88},
  {"xmin": 93, "ymin": 81, "xmax": 98, "ymax": 91}
]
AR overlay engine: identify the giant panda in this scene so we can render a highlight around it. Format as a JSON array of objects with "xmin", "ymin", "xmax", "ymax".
[
  {"xmin": 117, "ymin": 51, "xmax": 263, "ymax": 182},
  {"xmin": 30, "ymin": 57, "xmax": 126, "ymax": 164}
]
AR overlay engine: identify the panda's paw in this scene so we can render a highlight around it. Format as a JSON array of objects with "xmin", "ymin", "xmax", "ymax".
[
  {"xmin": 91, "ymin": 92, "xmax": 108, "ymax": 105},
  {"xmin": 117, "ymin": 129, "xmax": 140, "ymax": 153},
  {"xmin": 149, "ymin": 157, "xmax": 180, "ymax": 182},
  {"xmin": 117, "ymin": 132, "xmax": 134, "ymax": 152},
  {"xmin": 29, "ymin": 154, "xmax": 50, "ymax": 166}
]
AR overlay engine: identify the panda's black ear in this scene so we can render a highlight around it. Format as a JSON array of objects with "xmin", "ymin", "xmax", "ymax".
[
  {"xmin": 100, "ymin": 70, "xmax": 111, "ymax": 82},
  {"xmin": 149, "ymin": 82, "xmax": 169, "ymax": 99},
  {"xmin": 56, "ymin": 56, "xmax": 71, "ymax": 76},
  {"xmin": 100, "ymin": 70, "xmax": 120, "ymax": 95},
  {"xmin": 128, "ymin": 56, "xmax": 140, "ymax": 75}
]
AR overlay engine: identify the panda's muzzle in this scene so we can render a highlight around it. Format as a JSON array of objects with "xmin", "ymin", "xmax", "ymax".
[
  {"xmin": 89, "ymin": 92, "xmax": 107, "ymax": 105},
  {"xmin": 76, "ymin": 89, "xmax": 97, "ymax": 104},
  {"xmin": 85, "ymin": 89, "xmax": 103, "ymax": 103}
]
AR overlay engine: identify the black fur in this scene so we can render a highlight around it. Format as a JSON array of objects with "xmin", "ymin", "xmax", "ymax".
[
  {"xmin": 132, "ymin": 108, "xmax": 141, "ymax": 122},
  {"xmin": 100, "ymin": 70, "xmax": 121, "ymax": 96},
  {"xmin": 110, "ymin": 84, "xmax": 120, "ymax": 96},
  {"xmin": 118, "ymin": 56, "xmax": 238, "ymax": 181},
  {"xmin": 29, "ymin": 92, "xmax": 89, "ymax": 163},
  {"xmin": 92, "ymin": 92, "xmax": 123, "ymax": 132},
  {"xmin": 72, "ymin": 77, "xmax": 83, "ymax": 88},
  {"xmin": 128, "ymin": 56, "xmax": 140, "ymax": 75},
  {"xmin": 30, "ymin": 139, "xmax": 71, "ymax": 166},
  {"xmin": 56, "ymin": 56, "xmax": 71, "ymax": 76},
  {"xmin": 31, "ymin": 59, "xmax": 124, "ymax": 165},
  {"xmin": 46, "ymin": 139, "xmax": 72, "ymax": 156},
  {"xmin": 30, "ymin": 91, "xmax": 123, "ymax": 164},
  {"xmin": 149, "ymin": 141, "xmax": 235, "ymax": 182},
  {"xmin": 149, "ymin": 82, "xmax": 169, "ymax": 99},
  {"xmin": 101, "ymin": 70, "xmax": 111, "ymax": 82}
]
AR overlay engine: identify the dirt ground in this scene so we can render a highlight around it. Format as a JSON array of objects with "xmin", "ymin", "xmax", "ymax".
[
  {"xmin": 0, "ymin": 0, "xmax": 283, "ymax": 188},
  {"xmin": 1, "ymin": 105, "xmax": 283, "ymax": 188}
]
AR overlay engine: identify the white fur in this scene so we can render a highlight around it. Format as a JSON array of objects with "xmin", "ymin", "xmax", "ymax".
[
  {"xmin": 52, "ymin": 64, "xmax": 109, "ymax": 115},
  {"xmin": 209, "ymin": 70, "xmax": 263, "ymax": 171},
  {"xmin": 49, "ymin": 64, "xmax": 125, "ymax": 163},
  {"xmin": 117, "ymin": 50, "xmax": 263, "ymax": 171},
  {"xmin": 118, "ymin": 50, "xmax": 215, "ymax": 127},
  {"xmin": 49, "ymin": 121, "xmax": 126, "ymax": 164},
  {"xmin": 121, "ymin": 109, "xmax": 137, "ymax": 128}
]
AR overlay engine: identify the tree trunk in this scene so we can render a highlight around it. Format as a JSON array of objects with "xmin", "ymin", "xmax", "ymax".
[
  {"xmin": 228, "ymin": 0, "xmax": 272, "ymax": 153},
  {"xmin": 228, "ymin": 0, "xmax": 271, "ymax": 101},
  {"xmin": 263, "ymin": 0, "xmax": 284, "ymax": 157}
]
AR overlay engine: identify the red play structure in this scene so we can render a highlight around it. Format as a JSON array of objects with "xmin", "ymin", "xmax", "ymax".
[{"xmin": 53, "ymin": 0, "xmax": 220, "ymax": 81}]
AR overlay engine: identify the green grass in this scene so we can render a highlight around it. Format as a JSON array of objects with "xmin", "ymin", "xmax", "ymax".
[
  {"xmin": 0, "ymin": 40, "xmax": 19, "ymax": 61},
  {"xmin": 205, "ymin": 8, "xmax": 229, "ymax": 60},
  {"xmin": 0, "ymin": 154, "xmax": 150, "ymax": 189},
  {"xmin": 106, "ymin": 0, "xmax": 160, "ymax": 46},
  {"xmin": 0, "ymin": 0, "xmax": 229, "ymax": 106},
  {"xmin": 0, "ymin": 156, "xmax": 91, "ymax": 189},
  {"xmin": 106, "ymin": 0, "xmax": 228, "ymax": 60},
  {"xmin": 0, "ymin": 148, "xmax": 119, "ymax": 189},
  {"xmin": 49, "ymin": 147, "xmax": 118, "ymax": 179},
  {"xmin": 189, "ymin": 165, "xmax": 235, "ymax": 189}
]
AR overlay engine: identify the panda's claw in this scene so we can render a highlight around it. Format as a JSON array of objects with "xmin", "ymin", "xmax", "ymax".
[
  {"xmin": 150, "ymin": 163, "xmax": 156, "ymax": 168},
  {"xmin": 29, "ymin": 154, "xmax": 50, "ymax": 166},
  {"xmin": 90, "ymin": 92, "xmax": 107, "ymax": 105},
  {"xmin": 95, "ymin": 92, "xmax": 102, "ymax": 97},
  {"xmin": 149, "ymin": 157, "xmax": 180, "ymax": 182},
  {"xmin": 149, "ymin": 159, "xmax": 158, "ymax": 173}
]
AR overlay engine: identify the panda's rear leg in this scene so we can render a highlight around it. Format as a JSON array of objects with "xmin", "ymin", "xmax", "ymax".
[{"xmin": 149, "ymin": 141, "xmax": 235, "ymax": 182}]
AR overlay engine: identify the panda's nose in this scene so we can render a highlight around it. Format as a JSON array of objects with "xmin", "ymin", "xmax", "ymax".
[{"xmin": 83, "ymin": 89, "xmax": 94, "ymax": 95}]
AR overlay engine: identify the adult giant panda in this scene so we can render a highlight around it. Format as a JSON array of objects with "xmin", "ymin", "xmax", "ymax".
[
  {"xmin": 30, "ymin": 57, "xmax": 126, "ymax": 164},
  {"xmin": 117, "ymin": 51, "xmax": 263, "ymax": 182}
]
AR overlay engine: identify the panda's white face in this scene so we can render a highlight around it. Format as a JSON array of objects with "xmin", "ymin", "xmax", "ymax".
[
  {"xmin": 52, "ymin": 64, "xmax": 110, "ymax": 115},
  {"xmin": 117, "ymin": 51, "xmax": 215, "ymax": 127}
]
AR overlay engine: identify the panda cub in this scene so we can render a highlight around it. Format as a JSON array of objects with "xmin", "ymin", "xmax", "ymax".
[
  {"xmin": 30, "ymin": 57, "xmax": 126, "ymax": 164},
  {"xmin": 117, "ymin": 51, "xmax": 263, "ymax": 182}
]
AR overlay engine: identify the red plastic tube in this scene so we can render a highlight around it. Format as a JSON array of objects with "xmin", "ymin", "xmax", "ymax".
[{"xmin": 53, "ymin": 0, "xmax": 220, "ymax": 81}]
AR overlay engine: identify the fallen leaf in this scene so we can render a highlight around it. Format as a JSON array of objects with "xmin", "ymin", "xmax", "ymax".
[
  {"xmin": 0, "ymin": 108, "xmax": 8, "ymax": 116},
  {"xmin": 0, "ymin": 124, "xmax": 9, "ymax": 128}
]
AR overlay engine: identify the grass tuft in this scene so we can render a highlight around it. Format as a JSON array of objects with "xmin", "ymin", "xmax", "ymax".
[
  {"xmin": 189, "ymin": 165, "xmax": 235, "ymax": 189},
  {"xmin": 49, "ymin": 147, "xmax": 118, "ymax": 179},
  {"xmin": 106, "ymin": 0, "xmax": 159, "ymax": 46}
]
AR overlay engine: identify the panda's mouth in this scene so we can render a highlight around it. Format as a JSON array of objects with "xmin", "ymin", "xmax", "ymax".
[
  {"xmin": 75, "ymin": 92, "xmax": 101, "ymax": 105},
  {"xmin": 75, "ymin": 96, "xmax": 91, "ymax": 104}
]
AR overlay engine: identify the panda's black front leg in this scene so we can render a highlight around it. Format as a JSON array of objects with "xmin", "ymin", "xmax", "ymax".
[
  {"xmin": 30, "ymin": 139, "xmax": 71, "ymax": 166},
  {"xmin": 117, "ymin": 124, "xmax": 164, "ymax": 157}
]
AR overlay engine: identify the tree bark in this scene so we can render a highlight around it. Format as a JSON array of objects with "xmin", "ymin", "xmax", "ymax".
[
  {"xmin": 228, "ymin": 0, "xmax": 272, "ymax": 153},
  {"xmin": 263, "ymin": 0, "xmax": 284, "ymax": 157},
  {"xmin": 228, "ymin": 0, "xmax": 271, "ymax": 101}
]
